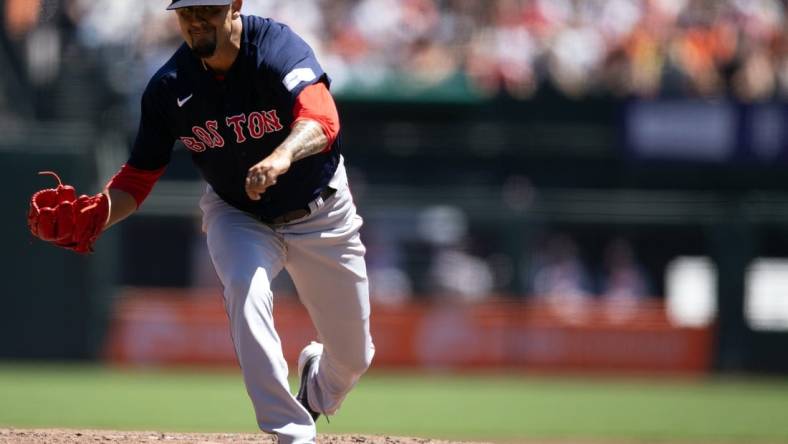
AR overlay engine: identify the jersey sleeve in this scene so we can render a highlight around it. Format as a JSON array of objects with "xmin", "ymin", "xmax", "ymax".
[
  {"xmin": 292, "ymin": 82, "xmax": 340, "ymax": 150},
  {"xmin": 106, "ymin": 163, "xmax": 166, "ymax": 207},
  {"xmin": 260, "ymin": 22, "xmax": 328, "ymax": 101},
  {"xmin": 128, "ymin": 80, "xmax": 176, "ymax": 171}
]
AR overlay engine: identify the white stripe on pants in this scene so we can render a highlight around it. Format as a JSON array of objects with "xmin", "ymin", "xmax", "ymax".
[{"xmin": 199, "ymin": 159, "xmax": 374, "ymax": 444}]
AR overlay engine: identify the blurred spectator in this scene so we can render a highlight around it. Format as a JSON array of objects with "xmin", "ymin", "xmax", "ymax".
[
  {"xmin": 365, "ymin": 224, "xmax": 414, "ymax": 307},
  {"xmin": 4, "ymin": 0, "xmax": 59, "ymax": 87},
  {"xmin": 418, "ymin": 205, "xmax": 494, "ymax": 303},
  {"xmin": 4, "ymin": 0, "xmax": 40, "ymax": 39},
  {"xmin": 368, "ymin": 266, "xmax": 414, "ymax": 306},
  {"xmin": 599, "ymin": 237, "xmax": 652, "ymax": 322},
  {"xmin": 527, "ymin": 233, "xmax": 593, "ymax": 322},
  {"xmin": 465, "ymin": 0, "xmax": 539, "ymax": 98}
]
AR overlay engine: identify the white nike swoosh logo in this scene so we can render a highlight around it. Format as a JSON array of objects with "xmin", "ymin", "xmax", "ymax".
[{"xmin": 177, "ymin": 94, "xmax": 193, "ymax": 107}]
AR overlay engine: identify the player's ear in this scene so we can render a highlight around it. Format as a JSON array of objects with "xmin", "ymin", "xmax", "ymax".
[{"xmin": 232, "ymin": 0, "xmax": 242, "ymax": 18}]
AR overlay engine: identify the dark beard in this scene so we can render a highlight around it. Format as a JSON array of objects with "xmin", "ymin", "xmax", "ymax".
[{"xmin": 191, "ymin": 40, "xmax": 217, "ymax": 58}]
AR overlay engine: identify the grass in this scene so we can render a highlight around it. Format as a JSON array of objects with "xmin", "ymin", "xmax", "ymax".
[{"xmin": 1, "ymin": 363, "xmax": 788, "ymax": 442}]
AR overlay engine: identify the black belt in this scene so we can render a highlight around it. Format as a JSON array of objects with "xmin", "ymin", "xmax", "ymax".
[{"xmin": 261, "ymin": 187, "xmax": 336, "ymax": 225}]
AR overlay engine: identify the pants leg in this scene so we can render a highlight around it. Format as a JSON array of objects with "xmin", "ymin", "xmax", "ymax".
[
  {"xmin": 200, "ymin": 189, "xmax": 317, "ymax": 444},
  {"xmin": 281, "ymin": 176, "xmax": 375, "ymax": 415}
]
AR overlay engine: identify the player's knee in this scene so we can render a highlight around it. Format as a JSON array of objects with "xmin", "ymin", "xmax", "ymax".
[{"xmin": 338, "ymin": 342, "xmax": 374, "ymax": 377}]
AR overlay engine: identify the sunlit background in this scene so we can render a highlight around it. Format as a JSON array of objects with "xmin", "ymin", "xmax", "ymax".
[{"xmin": 2, "ymin": 0, "xmax": 788, "ymax": 442}]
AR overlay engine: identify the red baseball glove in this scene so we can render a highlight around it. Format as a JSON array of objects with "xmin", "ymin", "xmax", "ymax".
[{"xmin": 27, "ymin": 171, "xmax": 109, "ymax": 254}]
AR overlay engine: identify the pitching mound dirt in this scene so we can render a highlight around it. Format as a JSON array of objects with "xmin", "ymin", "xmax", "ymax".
[{"xmin": 0, "ymin": 428, "xmax": 486, "ymax": 444}]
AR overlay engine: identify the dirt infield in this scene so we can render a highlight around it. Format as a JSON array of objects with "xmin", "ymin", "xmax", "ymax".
[
  {"xmin": 0, "ymin": 429, "xmax": 756, "ymax": 444},
  {"xmin": 0, "ymin": 428, "xmax": 486, "ymax": 444}
]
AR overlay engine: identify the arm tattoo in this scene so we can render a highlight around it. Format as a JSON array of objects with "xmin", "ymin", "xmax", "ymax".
[{"xmin": 277, "ymin": 119, "xmax": 328, "ymax": 162}]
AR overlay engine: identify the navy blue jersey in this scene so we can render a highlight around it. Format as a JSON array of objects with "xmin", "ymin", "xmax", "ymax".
[{"xmin": 130, "ymin": 15, "xmax": 340, "ymax": 220}]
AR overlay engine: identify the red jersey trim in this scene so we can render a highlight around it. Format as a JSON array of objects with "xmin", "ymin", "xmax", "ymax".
[
  {"xmin": 292, "ymin": 82, "xmax": 340, "ymax": 151},
  {"xmin": 106, "ymin": 163, "xmax": 166, "ymax": 207}
]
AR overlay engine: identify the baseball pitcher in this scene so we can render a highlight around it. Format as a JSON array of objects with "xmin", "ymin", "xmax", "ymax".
[{"xmin": 27, "ymin": 1, "xmax": 375, "ymax": 442}]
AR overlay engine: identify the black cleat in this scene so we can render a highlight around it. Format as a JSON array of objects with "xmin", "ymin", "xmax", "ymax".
[{"xmin": 296, "ymin": 341, "xmax": 322, "ymax": 421}]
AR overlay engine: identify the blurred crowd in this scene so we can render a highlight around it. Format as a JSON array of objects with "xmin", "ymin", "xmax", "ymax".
[
  {"xmin": 0, "ymin": 0, "xmax": 782, "ymax": 306},
  {"xmin": 3, "ymin": 0, "xmax": 787, "ymax": 104},
  {"xmin": 359, "ymin": 203, "xmax": 652, "ymax": 316}
]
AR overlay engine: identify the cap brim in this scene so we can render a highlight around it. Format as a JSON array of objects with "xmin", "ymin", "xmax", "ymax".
[{"xmin": 167, "ymin": 0, "xmax": 232, "ymax": 10}]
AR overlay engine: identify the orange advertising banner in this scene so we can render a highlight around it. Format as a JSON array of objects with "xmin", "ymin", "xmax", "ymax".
[{"xmin": 103, "ymin": 288, "xmax": 714, "ymax": 374}]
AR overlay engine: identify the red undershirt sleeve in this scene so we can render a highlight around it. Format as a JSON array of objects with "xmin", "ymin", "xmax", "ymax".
[
  {"xmin": 106, "ymin": 163, "xmax": 166, "ymax": 208},
  {"xmin": 291, "ymin": 82, "xmax": 340, "ymax": 151}
]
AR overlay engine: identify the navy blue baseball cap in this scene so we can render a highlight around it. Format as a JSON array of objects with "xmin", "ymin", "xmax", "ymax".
[{"xmin": 167, "ymin": 0, "xmax": 231, "ymax": 10}]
